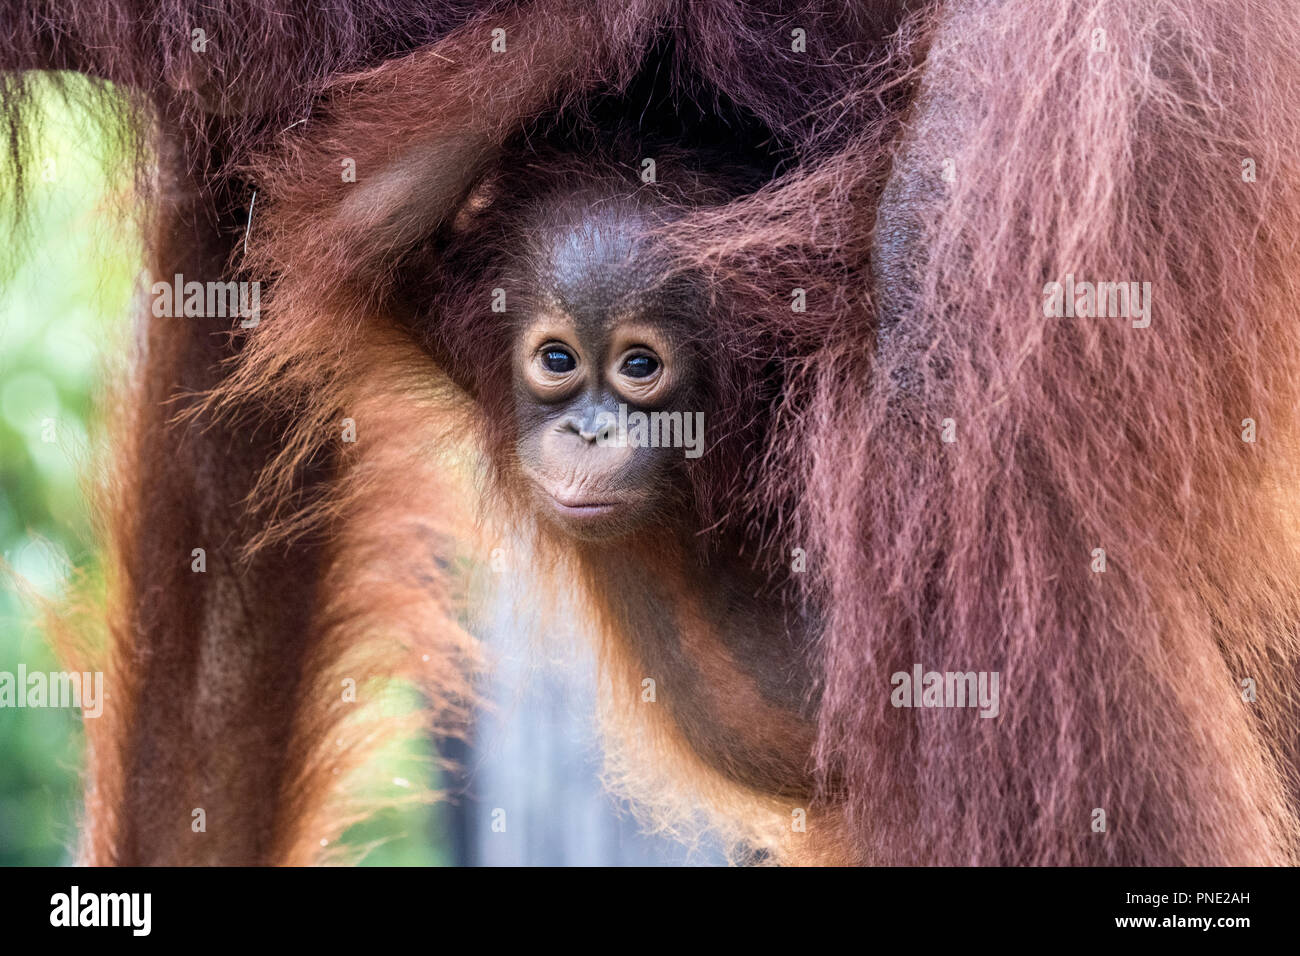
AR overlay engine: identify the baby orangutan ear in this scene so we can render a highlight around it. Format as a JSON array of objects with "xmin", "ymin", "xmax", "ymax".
[{"xmin": 450, "ymin": 173, "xmax": 504, "ymax": 235}]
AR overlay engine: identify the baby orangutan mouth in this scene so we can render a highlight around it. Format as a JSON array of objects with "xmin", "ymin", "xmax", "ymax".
[
  {"xmin": 548, "ymin": 497, "xmax": 620, "ymax": 515},
  {"xmin": 526, "ymin": 465, "xmax": 653, "ymax": 537}
]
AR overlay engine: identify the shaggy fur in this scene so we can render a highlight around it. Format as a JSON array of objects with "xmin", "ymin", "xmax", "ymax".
[{"xmin": 4, "ymin": 0, "xmax": 1300, "ymax": 865}]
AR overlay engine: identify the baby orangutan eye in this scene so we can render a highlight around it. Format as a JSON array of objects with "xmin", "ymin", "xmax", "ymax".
[
  {"xmin": 540, "ymin": 345, "xmax": 577, "ymax": 374},
  {"xmin": 619, "ymin": 352, "xmax": 660, "ymax": 379}
]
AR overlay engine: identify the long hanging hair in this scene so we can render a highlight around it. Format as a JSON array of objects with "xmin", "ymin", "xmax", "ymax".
[{"xmin": 3, "ymin": 0, "xmax": 1298, "ymax": 865}]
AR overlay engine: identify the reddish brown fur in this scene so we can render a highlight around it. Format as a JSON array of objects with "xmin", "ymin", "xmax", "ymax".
[{"xmin": 4, "ymin": 0, "xmax": 1300, "ymax": 865}]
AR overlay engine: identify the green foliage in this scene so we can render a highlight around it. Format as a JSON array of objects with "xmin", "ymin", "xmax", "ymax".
[{"xmin": 0, "ymin": 76, "xmax": 131, "ymax": 866}]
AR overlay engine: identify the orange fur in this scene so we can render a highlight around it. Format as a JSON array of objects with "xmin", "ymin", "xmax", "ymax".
[{"xmin": 5, "ymin": 0, "xmax": 1299, "ymax": 865}]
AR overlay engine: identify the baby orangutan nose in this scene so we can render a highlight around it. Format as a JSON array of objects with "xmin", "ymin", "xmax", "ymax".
[{"xmin": 565, "ymin": 407, "xmax": 617, "ymax": 445}]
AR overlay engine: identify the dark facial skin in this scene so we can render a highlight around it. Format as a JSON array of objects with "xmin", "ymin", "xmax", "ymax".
[{"xmin": 513, "ymin": 202, "xmax": 699, "ymax": 540}]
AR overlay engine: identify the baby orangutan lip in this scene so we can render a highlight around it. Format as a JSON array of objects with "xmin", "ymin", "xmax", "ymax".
[{"xmin": 547, "ymin": 495, "xmax": 621, "ymax": 517}]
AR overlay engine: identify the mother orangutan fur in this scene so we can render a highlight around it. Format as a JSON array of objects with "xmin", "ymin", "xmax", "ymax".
[{"xmin": 3, "ymin": 0, "xmax": 1300, "ymax": 865}]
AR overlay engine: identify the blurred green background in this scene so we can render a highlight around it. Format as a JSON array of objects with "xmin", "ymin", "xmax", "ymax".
[{"xmin": 0, "ymin": 80, "xmax": 446, "ymax": 866}]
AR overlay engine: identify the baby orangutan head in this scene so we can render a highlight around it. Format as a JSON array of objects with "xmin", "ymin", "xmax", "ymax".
[{"xmin": 512, "ymin": 196, "xmax": 703, "ymax": 541}]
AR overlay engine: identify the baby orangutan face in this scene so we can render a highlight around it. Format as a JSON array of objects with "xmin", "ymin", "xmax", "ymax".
[{"xmin": 513, "ymin": 201, "xmax": 700, "ymax": 541}]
